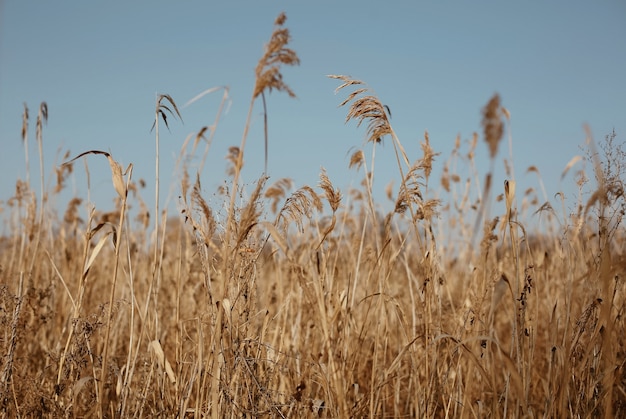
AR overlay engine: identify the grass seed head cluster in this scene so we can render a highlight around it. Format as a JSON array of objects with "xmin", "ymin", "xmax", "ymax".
[{"xmin": 1, "ymin": 13, "xmax": 625, "ymax": 418}]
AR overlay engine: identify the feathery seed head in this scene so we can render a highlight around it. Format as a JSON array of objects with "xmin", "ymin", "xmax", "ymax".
[
  {"xmin": 254, "ymin": 13, "xmax": 300, "ymax": 99},
  {"xmin": 482, "ymin": 94, "xmax": 504, "ymax": 159},
  {"xmin": 329, "ymin": 75, "xmax": 392, "ymax": 144}
]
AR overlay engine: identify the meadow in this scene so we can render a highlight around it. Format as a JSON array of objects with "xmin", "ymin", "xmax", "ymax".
[{"xmin": 1, "ymin": 13, "xmax": 625, "ymax": 418}]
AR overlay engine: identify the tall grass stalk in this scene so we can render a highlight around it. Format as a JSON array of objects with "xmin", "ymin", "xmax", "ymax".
[{"xmin": 27, "ymin": 103, "xmax": 48, "ymax": 278}]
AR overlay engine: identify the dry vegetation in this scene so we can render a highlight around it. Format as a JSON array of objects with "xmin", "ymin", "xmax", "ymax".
[{"xmin": 1, "ymin": 13, "xmax": 626, "ymax": 418}]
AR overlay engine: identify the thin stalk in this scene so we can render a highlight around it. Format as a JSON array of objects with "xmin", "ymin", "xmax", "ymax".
[
  {"xmin": 365, "ymin": 144, "xmax": 380, "ymax": 254},
  {"xmin": 210, "ymin": 301, "xmax": 224, "ymax": 419},
  {"xmin": 17, "ymin": 105, "xmax": 29, "ymax": 276},
  {"xmin": 22, "ymin": 104, "xmax": 30, "ymax": 186},
  {"xmin": 120, "ymin": 214, "xmax": 137, "ymax": 418},
  {"xmin": 199, "ymin": 88, "xmax": 229, "ymax": 175},
  {"xmin": 389, "ymin": 129, "xmax": 425, "ymax": 251},
  {"xmin": 28, "ymin": 103, "xmax": 48, "ymax": 276},
  {"xmin": 222, "ymin": 96, "xmax": 256, "ymax": 288},
  {"xmin": 55, "ymin": 206, "xmax": 96, "ymax": 402},
  {"xmin": 154, "ymin": 94, "xmax": 161, "ymax": 274},
  {"xmin": 99, "ymin": 165, "xmax": 132, "ymax": 418}
]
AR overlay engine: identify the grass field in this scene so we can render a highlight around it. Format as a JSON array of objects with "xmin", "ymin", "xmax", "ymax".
[{"xmin": 1, "ymin": 13, "xmax": 625, "ymax": 418}]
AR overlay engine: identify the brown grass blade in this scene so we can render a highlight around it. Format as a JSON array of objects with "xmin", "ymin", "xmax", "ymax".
[{"xmin": 561, "ymin": 155, "xmax": 582, "ymax": 180}]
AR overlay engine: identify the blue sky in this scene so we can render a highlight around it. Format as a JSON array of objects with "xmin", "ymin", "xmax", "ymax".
[{"xmin": 1, "ymin": 1, "xmax": 625, "ymax": 228}]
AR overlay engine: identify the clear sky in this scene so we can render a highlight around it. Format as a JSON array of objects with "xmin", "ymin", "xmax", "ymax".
[{"xmin": 1, "ymin": 1, "xmax": 625, "ymax": 228}]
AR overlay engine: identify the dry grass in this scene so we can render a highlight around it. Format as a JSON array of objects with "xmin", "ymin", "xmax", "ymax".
[{"xmin": 1, "ymin": 13, "xmax": 625, "ymax": 419}]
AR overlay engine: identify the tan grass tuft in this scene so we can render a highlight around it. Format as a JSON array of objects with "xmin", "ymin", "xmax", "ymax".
[
  {"xmin": 394, "ymin": 160, "xmax": 429, "ymax": 215},
  {"xmin": 441, "ymin": 164, "xmax": 450, "ymax": 193},
  {"xmin": 385, "ymin": 181, "xmax": 394, "ymax": 201},
  {"xmin": 318, "ymin": 168, "xmax": 342, "ymax": 213},
  {"xmin": 36, "ymin": 102, "xmax": 48, "ymax": 141},
  {"xmin": 414, "ymin": 199, "xmax": 440, "ymax": 222},
  {"xmin": 226, "ymin": 146, "xmax": 241, "ymax": 176},
  {"xmin": 253, "ymin": 12, "xmax": 300, "ymax": 99},
  {"xmin": 276, "ymin": 185, "xmax": 322, "ymax": 233},
  {"xmin": 54, "ymin": 151, "xmax": 73, "ymax": 193},
  {"xmin": 482, "ymin": 93, "xmax": 504, "ymax": 159},
  {"xmin": 420, "ymin": 131, "xmax": 438, "ymax": 181},
  {"xmin": 480, "ymin": 216, "xmax": 500, "ymax": 256},
  {"xmin": 191, "ymin": 173, "xmax": 216, "ymax": 246},
  {"xmin": 348, "ymin": 149, "xmax": 365, "ymax": 170},
  {"xmin": 264, "ymin": 177, "xmax": 294, "ymax": 214},
  {"xmin": 63, "ymin": 197, "xmax": 83, "ymax": 226},
  {"xmin": 236, "ymin": 176, "xmax": 268, "ymax": 248},
  {"xmin": 329, "ymin": 75, "xmax": 392, "ymax": 144},
  {"xmin": 21, "ymin": 103, "xmax": 29, "ymax": 143}
]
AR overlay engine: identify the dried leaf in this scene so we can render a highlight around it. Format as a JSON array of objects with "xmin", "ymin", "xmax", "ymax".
[
  {"xmin": 561, "ymin": 155, "xmax": 582, "ymax": 180},
  {"xmin": 148, "ymin": 340, "xmax": 176, "ymax": 384}
]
